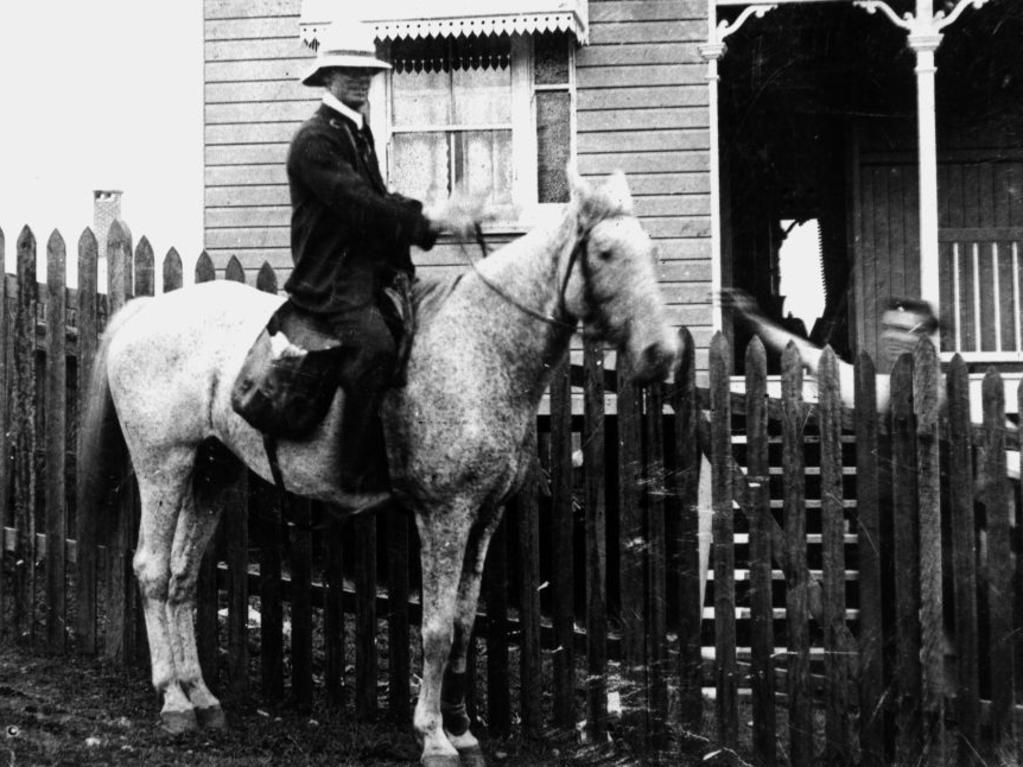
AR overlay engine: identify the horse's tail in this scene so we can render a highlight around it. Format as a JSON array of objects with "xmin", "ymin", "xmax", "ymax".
[{"xmin": 77, "ymin": 299, "xmax": 150, "ymax": 526}]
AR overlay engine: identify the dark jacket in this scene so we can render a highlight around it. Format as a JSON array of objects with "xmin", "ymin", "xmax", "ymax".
[{"xmin": 284, "ymin": 103, "xmax": 436, "ymax": 314}]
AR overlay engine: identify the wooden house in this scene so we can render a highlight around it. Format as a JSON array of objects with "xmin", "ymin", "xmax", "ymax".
[
  {"xmin": 204, "ymin": 0, "xmax": 715, "ymax": 365},
  {"xmin": 204, "ymin": 0, "xmax": 1022, "ymax": 377}
]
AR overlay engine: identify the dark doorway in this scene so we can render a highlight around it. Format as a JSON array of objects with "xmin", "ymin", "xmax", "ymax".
[
  {"xmin": 718, "ymin": 4, "xmax": 910, "ymax": 369},
  {"xmin": 717, "ymin": 2, "xmax": 1023, "ymax": 371}
]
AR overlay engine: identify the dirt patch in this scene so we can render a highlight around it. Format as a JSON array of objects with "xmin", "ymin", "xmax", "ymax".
[
  {"xmin": 0, "ymin": 643, "xmax": 664, "ymax": 766},
  {"xmin": 0, "ymin": 641, "xmax": 421, "ymax": 766}
]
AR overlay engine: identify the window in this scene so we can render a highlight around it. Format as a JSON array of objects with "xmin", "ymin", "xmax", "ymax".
[{"xmin": 375, "ymin": 33, "xmax": 574, "ymax": 227}]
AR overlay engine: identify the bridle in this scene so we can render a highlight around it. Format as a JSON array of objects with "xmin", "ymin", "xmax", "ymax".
[{"xmin": 466, "ymin": 221, "xmax": 596, "ymax": 332}]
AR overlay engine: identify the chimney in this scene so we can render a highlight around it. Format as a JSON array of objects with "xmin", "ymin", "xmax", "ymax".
[{"xmin": 93, "ymin": 190, "xmax": 123, "ymax": 255}]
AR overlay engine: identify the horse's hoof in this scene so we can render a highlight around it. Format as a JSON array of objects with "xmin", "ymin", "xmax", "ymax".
[
  {"xmin": 421, "ymin": 755, "xmax": 461, "ymax": 767},
  {"xmin": 458, "ymin": 745, "xmax": 487, "ymax": 766},
  {"xmin": 196, "ymin": 705, "xmax": 227, "ymax": 729},
  {"xmin": 160, "ymin": 709, "xmax": 198, "ymax": 735}
]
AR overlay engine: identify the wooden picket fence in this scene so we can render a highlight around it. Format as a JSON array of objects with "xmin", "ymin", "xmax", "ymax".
[{"xmin": 1, "ymin": 220, "xmax": 1022, "ymax": 764}]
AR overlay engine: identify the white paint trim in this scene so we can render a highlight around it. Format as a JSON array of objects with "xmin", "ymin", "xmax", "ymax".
[
  {"xmin": 1015, "ymin": 243, "xmax": 1021, "ymax": 351},
  {"xmin": 703, "ymin": 2, "xmax": 778, "ymax": 333},
  {"xmin": 511, "ymin": 34, "xmax": 537, "ymax": 216},
  {"xmin": 701, "ymin": 0, "xmax": 725, "ymax": 332},
  {"xmin": 971, "ymin": 242, "xmax": 981, "ymax": 352},
  {"xmin": 952, "ymin": 243, "xmax": 963, "ymax": 351},
  {"xmin": 993, "ymin": 242, "xmax": 1003, "ymax": 352},
  {"xmin": 300, "ymin": 0, "xmax": 589, "ymax": 47},
  {"xmin": 913, "ymin": 42, "xmax": 942, "ymax": 346}
]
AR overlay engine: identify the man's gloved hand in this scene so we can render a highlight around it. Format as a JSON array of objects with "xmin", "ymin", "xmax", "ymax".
[{"xmin": 423, "ymin": 189, "xmax": 491, "ymax": 240}]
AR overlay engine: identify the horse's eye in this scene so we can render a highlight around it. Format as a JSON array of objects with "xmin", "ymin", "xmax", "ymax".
[{"xmin": 596, "ymin": 248, "xmax": 613, "ymax": 261}]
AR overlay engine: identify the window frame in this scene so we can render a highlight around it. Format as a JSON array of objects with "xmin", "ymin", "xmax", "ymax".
[{"xmin": 370, "ymin": 34, "xmax": 576, "ymax": 234}]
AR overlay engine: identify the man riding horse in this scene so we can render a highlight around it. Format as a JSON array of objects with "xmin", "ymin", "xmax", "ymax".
[
  {"xmin": 284, "ymin": 21, "xmax": 466, "ymax": 505},
  {"xmin": 80, "ymin": 15, "xmax": 679, "ymax": 760}
]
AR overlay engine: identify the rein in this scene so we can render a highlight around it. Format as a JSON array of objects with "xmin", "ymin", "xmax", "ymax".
[{"xmin": 464, "ymin": 222, "xmax": 587, "ymax": 332}]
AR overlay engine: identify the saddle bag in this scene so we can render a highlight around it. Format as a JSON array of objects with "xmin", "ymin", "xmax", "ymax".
[{"xmin": 231, "ymin": 303, "xmax": 345, "ymax": 440}]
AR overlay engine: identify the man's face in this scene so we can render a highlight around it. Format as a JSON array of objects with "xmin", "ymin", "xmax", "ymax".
[
  {"xmin": 325, "ymin": 68, "xmax": 376, "ymax": 110},
  {"xmin": 879, "ymin": 307, "xmax": 931, "ymax": 364}
]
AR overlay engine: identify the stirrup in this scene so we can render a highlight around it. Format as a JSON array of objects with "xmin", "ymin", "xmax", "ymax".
[{"xmin": 334, "ymin": 488, "xmax": 393, "ymax": 514}]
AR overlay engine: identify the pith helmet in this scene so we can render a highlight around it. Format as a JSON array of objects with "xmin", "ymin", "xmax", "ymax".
[{"xmin": 300, "ymin": 23, "xmax": 391, "ymax": 86}]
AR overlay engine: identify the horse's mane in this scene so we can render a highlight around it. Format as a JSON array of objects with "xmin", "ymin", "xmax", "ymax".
[{"xmin": 411, "ymin": 271, "xmax": 462, "ymax": 331}]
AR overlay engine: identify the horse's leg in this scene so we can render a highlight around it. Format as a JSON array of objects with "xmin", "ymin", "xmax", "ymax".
[
  {"xmin": 132, "ymin": 457, "xmax": 197, "ymax": 734},
  {"xmin": 441, "ymin": 506, "xmax": 504, "ymax": 765},
  {"xmin": 415, "ymin": 507, "xmax": 473, "ymax": 766},
  {"xmin": 165, "ymin": 492, "xmax": 227, "ymax": 728}
]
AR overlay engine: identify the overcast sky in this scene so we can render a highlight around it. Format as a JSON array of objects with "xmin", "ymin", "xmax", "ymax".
[{"xmin": 0, "ymin": 2, "xmax": 204, "ymax": 279}]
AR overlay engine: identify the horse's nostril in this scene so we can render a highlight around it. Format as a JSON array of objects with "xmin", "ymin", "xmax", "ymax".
[
  {"xmin": 650, "ymin": 342, "xmax": 672, "ymax": 366},
  {"xmin": 636, "ymin": 342, "xmax": 675, "ymax": 382}
]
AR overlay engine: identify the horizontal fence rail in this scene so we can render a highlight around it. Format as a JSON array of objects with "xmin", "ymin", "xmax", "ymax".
[{"xmin": 1, "ymin": 223, "xmax": 1022, "ymax": 764}]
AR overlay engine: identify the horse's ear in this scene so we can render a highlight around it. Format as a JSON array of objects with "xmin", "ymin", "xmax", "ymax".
[
  {"xmin": 568, "ymin": 162, "xmax": 589, "ymax": 204},
  {"xmin": 603, "ymin": 170, "xmax": 634, "ymax": 215}
]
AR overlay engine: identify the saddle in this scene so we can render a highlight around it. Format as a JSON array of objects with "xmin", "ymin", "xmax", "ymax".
[
  {"xmin": 230, "ymin": 302, "xmax": 344, "ymax": 440},
  {"xmin": 230, "ymin": 273, "xmax": 415, "ymax": 441}
]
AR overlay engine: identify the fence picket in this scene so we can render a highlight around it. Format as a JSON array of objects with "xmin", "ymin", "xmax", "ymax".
[
  {"xmin": 135, "ymin": 237, "xmax": 155, "ymax": 297},
  {"xmin": 196, "ymin": 539, "xmax": 218, "ymax": 684},
  {"xmin": 1016, "ymin": 381, "xmax": 1023, "ymax": 760},
  {"xmin": 292, "ymin": 500, "xmax": 314, "ymax": 712},
  {"xmin": 745, "ymin": 337, "xmax": 775, "ymax": 765},
  {"xmin": 710, "ymin": 333, "xmax": 737, "ymax": 754},
  {"xmin": 517, "ymin": 435, "xmax": 543, "ymax": 737},
  {"xmin": 854, "ymin": 353, "xmax": 885, "ymax": 765},
  {"xmin": 981, "ymin": 369, "xmax": 1014, "ymax": 754},
  {"xmin": 355, "ymin": 513, "xmax": 377, "ymax": 719},
  {"xmin": 890, "ymin": 354, "xmax": 922, "ymax": 762},
  {"xmin": 13, "ymin": 227, "xmax": 38, "ymax": 643},
  {"xmin": 914, "ymin": 339, "xmax": 946, "ymax": 761},
  {"xmin": 781, "ymin": 342, "xmax": 812, "ymax": 765},
  {"xmin": 45, "ymin": 231, "xmax": 68, "ymax": 653},
  {"xmin": 225, "ymin": 256, "xmax": 245, "ymax": 283},
  {"xmin": 74, "ymin": 230, "xmax": 100, "ymax": 653},
  {"xmin": 108, "ymin": 223, "xmax": 133, "ymax": 309},
  {"xmin": 644, "ymin": 379, "xmax": 669, "ymax": 755},
  {"xmin": 162, "ymin": 248, "xmax": 183, "ymax": 292},
  {"xmin": 226, "ymin": 473, "xmax": 249, "ymax": 696},
  {"xmin": 583, "ymin": 339, "xmax": 608, "ymax": 742},
  {"xmin": 195, "ymin": 251, "xmax": 215, "ymax": 283},
  {"xmin": 256, "ymin": 482, "xmax": 284, "ymax": 699},
  {"xmin": 819, "ymin": 348, "xmax": 850, "ymax": 763},
  {"xmin": 484, "ymin": 519, "xmax": 510, "ymax": 734},
  {"xmin": 323, "ymin": 512, "xmax": 345, "ymax": 705},
  {"xmin": 672, "ymin": 328, "xmax": 703, "ymax": 735},
  {"xmin": 387, "ymin": 509, "xmax": 411, "ymax": 721},
  {"xmin": 256, "ymin": 262, "xmax": 278, "ymax": 293},
  {"xmin": 465, "ymin": 631, "xmax": 479, "ymax": 726},
  {"xmin": 616, "ymin": 351, "xmax": 647, "ymax": 748},
  {"xmin": 947, "ymin": 356, "xmax": 979, "ymax": 760},
  {"xmin": 0, "ymin": 230, "xmax": 7, "ymax": 640},
  {"xmin": 105, "ymin": 221, "xmax": 137, "ymax": 663},
  {"xmin": 132, "ymin": 237, "xmax": 154, "ymax": 663},
  {"xmin": 549, "ymin": 353, "xmax": 575, "ymax": 729}
]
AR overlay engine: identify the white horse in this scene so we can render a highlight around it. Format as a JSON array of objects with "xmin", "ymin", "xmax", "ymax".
[{"xmin": 79, "ymin": 171, "xmax": 679, "ymax": 766}]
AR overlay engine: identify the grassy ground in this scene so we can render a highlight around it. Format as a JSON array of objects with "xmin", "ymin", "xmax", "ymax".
[{"xmin": 0, "ymin": 640, "xmax": 697, "ymax": 766}]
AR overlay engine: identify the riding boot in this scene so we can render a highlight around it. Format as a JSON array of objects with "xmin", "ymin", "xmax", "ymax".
[{"xmin": 339, "ymin": 391, "xmax": 390, "ymax": 494}]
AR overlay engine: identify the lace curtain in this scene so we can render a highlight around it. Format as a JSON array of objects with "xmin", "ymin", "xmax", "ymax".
[{"xmin": 389, "ymin": 36, "xmax": 514, "ymax": 206}]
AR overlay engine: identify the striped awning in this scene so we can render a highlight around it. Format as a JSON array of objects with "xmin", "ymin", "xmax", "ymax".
[{"xmin": 300, "ymin": 0, "xmax": 589, "ymax": 47}]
